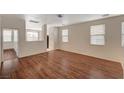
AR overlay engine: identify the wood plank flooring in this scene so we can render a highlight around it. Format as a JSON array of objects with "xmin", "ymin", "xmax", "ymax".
[
  {"xmin": 0, "ymin": 49, "xmax": 18, "ymax": 78},
  {"xmin": 0, "ymin": 49, "xmax": 123, "ymax": 79},
  {"xmin": 4, "ymin": 49, "xmax": 17, "ymax": 61}
]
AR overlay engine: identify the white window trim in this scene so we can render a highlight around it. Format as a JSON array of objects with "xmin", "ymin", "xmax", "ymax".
[
  {"xmin": 26, "ymin": 29, "xmax": 43, "ymax": 42},
  {"xmin": 90, "ymin": 24, "xmax": 105, "ymax": 46},
  {"xmin": 62, "ymin": 29, "xmax": 69, "ymax": 43},
  {"xmin": 122, "ymin": 34, "xmax": 124, "ymax": 47},
  {"xmin": 3, "ymin": 28, "xmax": 18, "ymax": 43},
  {"xmin": 122, "ymin": 22, "xmax": 124, "ymax": 47}
]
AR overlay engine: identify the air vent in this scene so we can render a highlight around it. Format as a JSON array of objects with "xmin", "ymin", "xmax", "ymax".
[
  {"xmin": 102, "ymin": 14, "xmax": 110, "ymax": 17},
  {"xmin": 29, "ymin": 20, "xmax": 39, "ymax": 23}
]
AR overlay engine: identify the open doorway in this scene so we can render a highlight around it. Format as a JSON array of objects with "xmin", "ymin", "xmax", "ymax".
[
  {"xmin": 46, "ymin": 26, "xmax": 59, "ymax": 51},
  {"xmin": 47, "ymin": 35, "xmax": 49, "ymax": 49},
  {"xmin": 2, "ymin": 28, "xmax": 19, "ymax": 61},
  {"xmin": 46, "ymin": 26, "xmax": 54, "ymax": 51}
]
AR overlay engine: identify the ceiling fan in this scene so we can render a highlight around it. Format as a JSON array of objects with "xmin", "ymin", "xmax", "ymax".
[{"xmin": 57, "ymin": 14, "xmax": 63, "ymax": 18}]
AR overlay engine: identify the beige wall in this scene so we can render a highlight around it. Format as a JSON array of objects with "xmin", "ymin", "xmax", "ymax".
[
  {"xmin": 1, "ymin": 16, "xmax": 47, "ymax": 58},
  {"xmin": 58, "ymin": 15, "xmax": 124, "ymax": 63}
]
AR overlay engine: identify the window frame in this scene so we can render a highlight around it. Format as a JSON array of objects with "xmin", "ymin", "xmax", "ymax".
[
  {"xmin": 122, "ymin": 22, "xmax": 124, "ymax": 47},
  {"xmin": 90, "ymin": 24, "xmax": 105, "ymax": 46},
  {"xmin": 62, "ymin": 29, "xmax": 69, "ymax": 43},
  {"xmin": 26, "ymin": 29, "xmax": 43, "ymax": 42},
  {"xmin": 3, "ymin": 28, "xmax": 18, "ymax": 43},
  {"xmin": 122, "ymin": 34, "xmax": 124, "ymax": 47}
]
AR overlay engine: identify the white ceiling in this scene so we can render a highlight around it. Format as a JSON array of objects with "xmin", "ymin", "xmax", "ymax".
[
  {"xmin": 25, "ymin": 14, "xmax": 120, "ymax": 26},
  {"xmin": 1, "ymin": 14, "xmax": 120, "ymax": 30}
]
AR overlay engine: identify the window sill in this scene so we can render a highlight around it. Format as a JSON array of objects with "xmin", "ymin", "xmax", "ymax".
[{"xmin": 26, "ymin": 40, "xmax": 44, "ymax": 42}]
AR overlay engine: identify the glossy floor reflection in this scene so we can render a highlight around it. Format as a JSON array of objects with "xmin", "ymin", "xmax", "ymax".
[
  {"xmin": 0, "ymin": 49, "xmax": 123, "ymax": 79},
  {"xmin": 0, "ymin": 49, "xmax": 19, "ymax": 78}
]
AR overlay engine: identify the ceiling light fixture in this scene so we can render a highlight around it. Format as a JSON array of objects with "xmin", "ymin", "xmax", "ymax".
[{"xmin": 57, "ymin": 14, "xmax": 63, "ymax": 18}]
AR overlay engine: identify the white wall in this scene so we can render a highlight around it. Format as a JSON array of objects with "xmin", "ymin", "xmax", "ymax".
[
  {"xmin": 53, "ymin": 27, "xmax": 59, "ymax": 49},
  {"xmin": 0, "ymin": 16, "xmax": 2, "ymax": 62},
  {"xmin": 58, "ymin": 15, "xmax": 124, "ymax": 63},
  {"xmin": 3, "ymin": 42, "xmax": 14, "ymax": 49},
  {"xmin": 1, "ymin": 16, "xmax": 47, "ymax": 58}
]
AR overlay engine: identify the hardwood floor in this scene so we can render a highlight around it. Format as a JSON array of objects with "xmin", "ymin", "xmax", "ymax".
[
  {"xmin": 4, "ymin": 49, "xmax": 17, "ymax": 61},
  {"xmin": 0, "ymin": 49, "xmax": 18, "ymax": 78},
  {"xmin": 0, "ymin": 49, "xmax": 123, "ymax": 79}
]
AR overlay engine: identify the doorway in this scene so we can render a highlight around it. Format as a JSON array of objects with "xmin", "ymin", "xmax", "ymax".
[
  {"xmin": 46, "ymin": 26, "xmax": 58, "ymax": 51},
  {"xmin": 2, "ymin": 28, "xmax": 19, "ymax": 61},
  {"xmin": 46, "ymin": 26, "xmax": 55, "ymax": 51},
  {"xmin": 0, "ymin": 28, "xmax": 19, "ymax": 78},
  {"xmin": 47, "ymin": 35, "xmax": 49, "ymax": 49}
]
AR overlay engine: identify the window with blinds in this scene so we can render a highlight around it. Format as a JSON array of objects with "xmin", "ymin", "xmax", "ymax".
[
  {"xmin": 26, "ymin": 29, "xmax": 43, "ymax": 41},
  {"xmin": 3, "ymin": 29, "xmax": 12, "ymax": 42},
  {"xmin": 3, "ymin": 29, "xmax": 18, "ymax": 42},
  {"xmin": 90, "ymin": 24, "xmax": 105, "ymax": 45},
  {"xmin": 62, "ymin": 29, "xmax": 69, "ymax": 42}
]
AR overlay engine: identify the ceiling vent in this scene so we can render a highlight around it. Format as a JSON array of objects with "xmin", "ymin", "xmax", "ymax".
[
  {"xmin": 29, "ymin": 20, "xmax": 39, "ymax": 23},
  {"xmin": 102, "ymin": 14, "xmax": 110, "ymax": 17}
]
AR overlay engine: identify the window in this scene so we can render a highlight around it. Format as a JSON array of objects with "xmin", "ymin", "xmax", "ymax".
[
  {"xmin": 3, "ymin": 29, "xmax": 18, "ymax": 42},
  {"xmin": 90, "ymin": 24, "xmax": 105, "ymax": 45},
  {"xmin": 62, "ymin": 29, "xmax": 68, "ymax": 42},
  {"xmin": 122, "ymin": 22, "xmax": 124, "ymax": 47},
  {"xmin": 26, "ymin": 29, "xmax": 43, "ymax": 41},
  {"xmin": 3, "ymin": 29, "xmax": 12, "ymax": 42}
]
